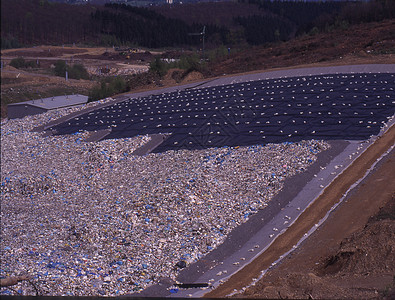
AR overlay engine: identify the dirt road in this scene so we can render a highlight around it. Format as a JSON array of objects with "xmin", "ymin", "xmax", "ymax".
[{"xmin": 206, "ymin": 123, "xmax": 395, "ymax": 298}]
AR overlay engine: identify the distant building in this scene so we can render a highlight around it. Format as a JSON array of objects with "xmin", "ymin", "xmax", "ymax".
[{"xmin": 7, "ymin": 94, "xmax": 88, "ymax": 119}]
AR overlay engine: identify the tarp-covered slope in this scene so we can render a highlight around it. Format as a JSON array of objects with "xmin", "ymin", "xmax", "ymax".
[{"xmin": 49, "ymin": 73, "xmax": 395, "ymax": 152}]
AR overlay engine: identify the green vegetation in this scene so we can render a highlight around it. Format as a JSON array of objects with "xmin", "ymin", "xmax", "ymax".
[
  {"xmin": 54, "ymin": 60, "xmax": 89, "ymax": 80},
  {"xmin": 88, "ymin": 77, "xmax": 129, "ymax": 102},
  {"xmin": 149, "ymin": 54, "xmax": 207, "ymax": 78},
  {"xmin": 9, "ymin": 57, "xmax": 37, "ymax": 69},
  {"xmin": 149, "ymin": 57, "xmax": 168, "ymax": 78},
  {"xmin": 68, "ymin": 64, "xmax": 90, "ymax": 80},
  {"xmin": 54, "ymin": 60, "xmax": 67, "ymax": 77},
  {"xmin": 1, "ymin": 36, "xmax": 22, "ymax": 49},
  {"xmin": 2, "ymin": 0, "xmax": 394, "ymax": 49},
  {"xmin": 234, "ymin": 14, "xmax": 293, "ymax": 45}
]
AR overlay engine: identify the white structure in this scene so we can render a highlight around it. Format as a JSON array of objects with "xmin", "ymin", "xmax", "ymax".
[{"xmin": 7, "ymin": 94, "xmax": 88, "ymax": 119}]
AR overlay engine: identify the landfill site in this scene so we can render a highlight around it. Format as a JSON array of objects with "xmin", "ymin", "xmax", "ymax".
[{"xmin": 1, "ymin": 64, "xmax": 395, "ymax": 298}]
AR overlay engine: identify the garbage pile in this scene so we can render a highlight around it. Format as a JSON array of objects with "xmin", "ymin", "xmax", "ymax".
[{"xmin": 1, "ymin": 102, "xmax": 329, "ymax": 296}]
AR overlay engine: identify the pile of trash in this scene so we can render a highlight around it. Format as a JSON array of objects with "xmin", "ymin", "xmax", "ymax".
[{"xmin": 1, "ymin": 101, "xmax": 329, "ymax": 296}]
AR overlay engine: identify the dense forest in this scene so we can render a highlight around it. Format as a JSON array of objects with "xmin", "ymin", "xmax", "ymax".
[
  {"xmin": 1, "ymin": 0, "xmax": 394, "ymax": 49},
  {"xmin": 92, "ymin": 3, "xmax": 229, "ymax": 48},
  {"xmin": 1, "ymin": 0, "xmax": 228, "ymax": 48}
]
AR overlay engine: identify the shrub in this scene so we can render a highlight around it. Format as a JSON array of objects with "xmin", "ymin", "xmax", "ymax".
[
  {"xmin": 88, "ymin": 77, "xmax": 129, "ymax": 102},
  {"xmin": 112, "ymin": 76, "xmax": 127, "ymax": 92},
  {"xmin": 10, "ymin": 57, "xmax": 36, "ymax": 69},
  {"xmin": 54, "ymin": 60, "xmax": 89, "ymax": 80},
  {"xmin": 10, "ymin": 57, "xmax": 27, "ymax": 69},
  {"xmin": 149, "ymin": 57, "xmax": 168, "ymax": 78},
  {"xmin": 68, "ymin": 64, "xmax": 90, "ymax": 80},
  {"xmin": 9, "ymin": 57, "xmax": 36, "ymax": 69},
  {"xmin": 54, "ymin": 60, "xmax": 67, "ymax": 77},
  {"xmin": 309, "ymin": 27, "xmax": 320, "ymax": 36}
]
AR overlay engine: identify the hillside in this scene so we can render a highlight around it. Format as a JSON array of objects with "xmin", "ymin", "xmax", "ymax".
[
  {"xmin": 3, "ymin": 0, "xmax": 386, "ymax": 49},
  {"xmin": 237, "ymin": 149, "xmax": 395, "ymax": 299},
  {"xmin": 1, "ymin": 0, "xmax": 209, "ymax": 48},
  {"xmin": 207, "ymin": 19, "xmax": 395, "ymax": 77}
]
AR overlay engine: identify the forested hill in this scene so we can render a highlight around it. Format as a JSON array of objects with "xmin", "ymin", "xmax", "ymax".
[
  {"xmin": 1, "ymin": 0, "xmax": 221, "ymax": 48},
  {"xmin": 1, "ymin": 0, "xmax": 394, "ymax": 49}
]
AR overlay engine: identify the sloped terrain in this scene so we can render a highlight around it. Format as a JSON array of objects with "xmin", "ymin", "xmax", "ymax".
[
  {"xmin": 236, "ymin": 150, "xmax": 395, "ymax": 299},
  {"xmin": 208, "ymin": 20, "xmax": 395, "ymax": 77}
]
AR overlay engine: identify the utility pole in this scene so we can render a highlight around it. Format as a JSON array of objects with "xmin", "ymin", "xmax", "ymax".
[{"xmin": 188, "ymin": 26, "xmax": 206, "ymax": 59}]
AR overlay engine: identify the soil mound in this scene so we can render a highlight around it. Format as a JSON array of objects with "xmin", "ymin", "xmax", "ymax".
[
  {"xmin": 161, "ymin": 69, "xmax": 204, "ymax": 86},
  {"xmin": 238, "ymin": 159, "xmax": 395, "ymax": 299},
  {"xmin": 321, "ymin": 219, "xmax": 395, "ymax": 276},
  {"xmin": 182, "ymin": 71, "xmax": 204, "ymax": 82},
  {"xmin": 247, "ymin": 273, "xmax": 348, "ymax": 299}
]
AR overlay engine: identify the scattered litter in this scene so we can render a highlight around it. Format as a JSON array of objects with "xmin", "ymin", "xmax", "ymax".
[{"xmin": 0, "ymin": 103, "xmax": 330, "ymax": 296}]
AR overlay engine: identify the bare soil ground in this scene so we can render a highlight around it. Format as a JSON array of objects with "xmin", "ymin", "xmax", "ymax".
[
  {"xmin": 206, "ymin": 125, "xmax": 395, "ymax": 299},
  {"xmin": 209, "ymin": 20, "xmax": 395, "ymax": 76},
  {"xmin": 238, "ymin": 153, "xmax": 395, "ymax": 299}
]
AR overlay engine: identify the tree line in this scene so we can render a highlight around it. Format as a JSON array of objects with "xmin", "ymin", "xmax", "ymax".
[
  {"xmin": 1, "ymin": 0, "xmax": 394, "ymax": 49},
  {"xmin": 92, "ymin": 3, "xmax": 229, "ymax": 48},
  {"xmin": 1, "ymin": 0, "xmax": 228, "ymax": 49}
]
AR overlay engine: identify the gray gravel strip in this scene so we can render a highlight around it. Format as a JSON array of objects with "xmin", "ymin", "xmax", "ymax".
[
  {"xmin": 199, "ymin": 64, "xmax": 395, "ymax": 88},
  {"xmin": 132, "ymin": 134, "xmax": 170, "ymax": 156}
]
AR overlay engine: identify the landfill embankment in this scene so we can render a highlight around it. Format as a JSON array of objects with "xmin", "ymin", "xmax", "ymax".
[
  {"xmin": 1, "ymin": 99, "xmax": 329, "ymax": 296},
  {"xmin": 205, "ymin": 121, "xmax": 395, "ymax": 298}
]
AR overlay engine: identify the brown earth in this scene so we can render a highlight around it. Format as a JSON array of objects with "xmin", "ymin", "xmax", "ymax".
[
  {"xmin": 206, "ymin": 125, "xmax": 395, "ymax": 299},
  {"xmin": 238, "ymin": 158, "xmax": 395, "ymax": 299},
  {"xmin": 208, "ymin": 19, "xmax": 395, "ymax": 76}
]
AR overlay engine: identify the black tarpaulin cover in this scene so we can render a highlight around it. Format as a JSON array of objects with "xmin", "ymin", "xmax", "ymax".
[{"xmin": 49, "ymin": 73, "xmax": 395, "ymax": 152}]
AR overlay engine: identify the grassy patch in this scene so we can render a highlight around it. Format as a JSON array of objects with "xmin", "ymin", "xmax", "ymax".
[
  {"xmin": 88, "ymin": 77, "xmax": 129, "ymax": 102},
  {"xmin": 10, "ymin": 57, "xmax": 38, "ymax": 69},
  {"xmin": 54, "ymin": 60, "xmax": 90, "ymax": 80}
]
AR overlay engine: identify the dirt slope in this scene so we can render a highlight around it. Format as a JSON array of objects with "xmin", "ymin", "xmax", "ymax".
[
  {"xmin": 240, "ymin": 172, "xmax": 394, "ymax": 299},
  {"xmin": 206, "ymin": 123, "xmax": 395, "ymax": 299},
  {"xmin": 209, "ymin": 19, "xmax": 395, "ymax": 76}
]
